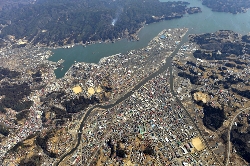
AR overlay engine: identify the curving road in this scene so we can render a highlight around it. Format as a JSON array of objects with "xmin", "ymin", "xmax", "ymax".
[
  {"xmin": 225, "ymin": 107, "xmax": 250, "ymax": 166},
  {"xmin": 55, "ymin": 32, "xmax": 189, "ymax": 166},
  {"xmin": 169, "ymin": 62, "xmax": 222, "ymax": 166},
  {"xmin": 55, "ymin": 30, "xmax": 221, "ymax": 166}
]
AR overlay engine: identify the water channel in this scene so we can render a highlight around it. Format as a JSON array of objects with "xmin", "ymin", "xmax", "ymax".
[
  {"xmin": 49, "ymin": 0, "xmax": 250, "ymax": 79},
  {"xmin": 56, "ymin": 30, "xmax": 188, "ymax": 166},
  {"xmin": 54, "ymin": 0, "xmax": 250, "ymax": 164}
]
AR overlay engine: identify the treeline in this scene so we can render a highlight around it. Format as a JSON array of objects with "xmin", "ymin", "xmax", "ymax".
[
  {"xmin": 202, "ymin": 105, "xmax": 225, "ymax": 131},
  {"xmin": 0, "ymin": 124, "xmax": 10, "ymax": 136},
  {"xmin": 0, "ymin": 82, "xmax": 33, "ymax": 113},
  {"xmin": 202, "ymin": 0, "xmax": 250, "ymax": 14},
  {"xmin": 178, "ymin": 72, "xmax": 200, "ymax": 85},
  {"xmin": 0, "ymin": 67, "xmax": 20, "ymax": 80},
  {"xmin": 230, "ymin": 126, "xmax": 250, "ymax": 163},
  {"xmin": 190, "ymin": 31, "xmax": 250, "ymax": 60},
  {"xmin": 0, "ymin": 0, "xmax": 190, "ymax": 46},
  {"xmin": 232, "ymin": 88, "xmax": 250, "ymax": 99}
]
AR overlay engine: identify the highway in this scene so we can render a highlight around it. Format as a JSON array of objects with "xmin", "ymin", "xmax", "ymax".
[{"xmin": 225, "ymin": 107, "xmax": 250, "ymax": 166}]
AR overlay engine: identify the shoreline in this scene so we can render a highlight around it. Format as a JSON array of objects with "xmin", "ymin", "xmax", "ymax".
[
  {"xmin": 36, "ymin": 23, "xmax": 146, "ymax": 51},
  {"xmin": 55, "ymin": 28, "xmax": 189, "ymax": 165},
  {"xmin": 32, "ymin": 15, "xmax": 187, "ymax": 51}
]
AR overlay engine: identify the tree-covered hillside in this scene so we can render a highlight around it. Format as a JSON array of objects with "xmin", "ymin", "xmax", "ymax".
[
  {"xmin": 202, "ymin": 0, "xmax": 250, "ymax": 14},
  {"xmin": 0, "ymin": 0, "xmax": 190, "ymax": 46}
]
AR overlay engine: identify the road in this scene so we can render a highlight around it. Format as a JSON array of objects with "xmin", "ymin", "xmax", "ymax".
[
  {"xmin": 54, "ymin": 32, "xmax": 188, "ymax": 166},
  {"xmin": 169, "ymin": 63, "xmax": 222, "ymax": 166},
  {"xmin": 55, "ymin": 30, "xmax": 221, "ymax": 166},
  {"xmin": 225, "ymin": 107, "xmax": 250, "ymax": 166}
]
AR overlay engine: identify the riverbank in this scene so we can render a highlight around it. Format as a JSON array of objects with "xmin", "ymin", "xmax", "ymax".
[
  {"xmin": 55, "ymin": 28, "xmax": 190, "ymax": 166},
  {"xmin": 62, "ymin": 28, "xmax": 188, "ymax": 105},
  {"xmin": 48, "ymin": 0, "xmax": 250, "ymax": 79}
]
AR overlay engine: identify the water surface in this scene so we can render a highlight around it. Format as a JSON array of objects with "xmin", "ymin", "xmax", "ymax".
[{"xmin": 49, "ymin": 0, "xmax": 250, "ymax": 78}]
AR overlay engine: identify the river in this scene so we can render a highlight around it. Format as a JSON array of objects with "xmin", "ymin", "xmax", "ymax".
[
  {"xmin": 53, "ymin": 0, "xmax": 250, "ymax": 164},
  {"xmin": 55, "ymin": 29, "xmax": 188, "ymax": 166},
  {"xmin": 49, "ymin": 0, "xmax": 250, "ymax": 78}
]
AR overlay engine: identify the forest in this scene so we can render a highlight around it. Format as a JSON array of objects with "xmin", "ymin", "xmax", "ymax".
[
  {"xmin": 0, "ymin": 67, "xmax": 20, "ymax": 80},
  {"xmin": 232, "ymin": 88, "xmax": 250, "ymax": 99},
  {"xmin": 230, "ymin": 126, "xmax": 250, "ymax": 163},
  {"xmin": 202, "ymin": 105, "xmax": 225, "ymax": 131},
  {"xmin": 178, "ymin": 72, "xmax": 200, "ymax": 85},
  {"xmin": 0, "ymin": 123, "xmax": 9, "ymax": 136},
  {"xmin": 0, "ymin": 0, "xmax": 33, "ymax": 10},
  {"xmin": 0, "ymin": 0, "xmax": 190, "ymax": 46},
  {"xmin": 190, "ymin": 32, "xmax": 250, "ymax": 60},
  {"xmin": 202, "ymin": 0, "xmax": 250, "ymax": 14},
  {"xmin": 190, "ymin": 90, "xmax": 226, "ymax": 131},
  {"xmin": 0, "ymin": 82, "xmax": 33, "ymax": 113},
  {"xmin": 193, "ymin": 45, "xmax": 244, "ymax": 59},
  {"xmin": 36, "ymin": 131, "xmax": 58, "ymax": 158},
  {"xmin": 62, "ymin": 96, "xmax": 100, "ymax": 113},
  {"xmin": 19, "ymin": 155, "xmax": 42, "ymax": 166}
]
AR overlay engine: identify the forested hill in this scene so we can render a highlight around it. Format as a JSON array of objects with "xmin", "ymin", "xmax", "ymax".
[
  {"xmin": 0, "ymin": 0, "xmax": 34, "ymax": 10},
  {"xmin": 202, "ymin": 0, "xmax": 250, "ymax": 14},
  {"xmin": 0, "ymin": 0, "xmax": 191, "ymax": 46}
]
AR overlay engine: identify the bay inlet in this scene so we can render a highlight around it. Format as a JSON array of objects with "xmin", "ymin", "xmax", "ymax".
[{"xmin": 49, "ymin": 0, "xmax": 250, "ymax": 78}]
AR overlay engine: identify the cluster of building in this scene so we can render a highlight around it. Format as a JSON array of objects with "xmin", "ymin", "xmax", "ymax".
[
  {"xmin": 0, "ymin": 46, "xmax": 52, "ymax": 72},
  {"xmin": 172, "ymin": 32, "xmax": 250, "ymax": 164},
  {"xmin": 64, "ymin": 28, "xmax": 188, "ymax": 103},
  {"xmin": 0, "ymin": 28, "xmax": 189, "ymax": 165},
  {"xmin": 0, "ymin": 45, "xmax": 59, "ymax": 161},
  {"xmin": 64, "ymin": 69, "xmax": 219, "ymax": 166},
  {"xmin": 173, "ymin": 41, "xmax": 250, "ymax": 111},
  {"xmin": 0, "ymin": 88, "xmax": 48, "ymax": 163},
  {"xmin": 0, "ymin": 45, "xmax": 77, "ymax": 165},
  {"xmin": 1, "ymin": 28, "xmax": 225, "ymax": 165}
]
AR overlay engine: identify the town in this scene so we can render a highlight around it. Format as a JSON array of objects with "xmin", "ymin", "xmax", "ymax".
[
  {"xmin": 172, "ymin": 30, "xmax": 250, "ymax": 165},
  {"xmin": 0, "ymin": 28, "xmax": 191, "ymax": 165},
  {"xmin": 0, "ymin": 28, "xmax": 250, "ymax": 166},
  {"xmin": 62, "ymin": 69, "xmax": 215, "ymax": 165}
]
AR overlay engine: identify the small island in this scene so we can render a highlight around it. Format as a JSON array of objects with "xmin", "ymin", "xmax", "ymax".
[{"xmin": 186, "ymin": 7, "xmax": 202, "ymax": 14}]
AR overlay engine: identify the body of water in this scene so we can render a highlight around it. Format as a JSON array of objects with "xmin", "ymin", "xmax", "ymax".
[{"xmin": 49, "ymin": 0, "xmax": 250, "ymax": 78}]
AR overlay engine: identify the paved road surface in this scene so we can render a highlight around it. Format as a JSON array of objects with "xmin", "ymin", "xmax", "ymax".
[
  {"xmin": 225, "ymin": 107, "xmax": 250, "ymax": 166},
  {"xmin": 55, "ymin": 32, "xmax": 188, "ymax": 166}
]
